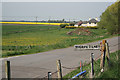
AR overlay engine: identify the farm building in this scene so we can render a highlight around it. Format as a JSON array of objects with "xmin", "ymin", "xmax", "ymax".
[
  {"xmin": 81, "ymin": 18, "xmax": 98, "ymax": 27},
  {"xmin": 66, "ymin": 18, "xmax": 98, "ymax": 28},
  {"xmin": 80, "ymin": 21, "xmax": 88, "ymax": 27}
]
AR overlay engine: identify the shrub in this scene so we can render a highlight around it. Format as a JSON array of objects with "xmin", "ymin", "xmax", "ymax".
[
  {"xmin": 69, "ymin": 23, "xmax": 75, "ymax": 26},
  {"xmin": 60, "ymin": 24, "xmax": 69, "ymax": 28}
]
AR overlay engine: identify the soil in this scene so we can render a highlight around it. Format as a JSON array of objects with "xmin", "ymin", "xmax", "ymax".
[{"xmin": 67, "ymin": 28, "xmax": 92, "ymax": 35}]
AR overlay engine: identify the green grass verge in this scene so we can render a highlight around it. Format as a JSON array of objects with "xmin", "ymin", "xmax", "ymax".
[{"xmin": 64, "ymin": 50, "xmax": 120, "ymax": 79}]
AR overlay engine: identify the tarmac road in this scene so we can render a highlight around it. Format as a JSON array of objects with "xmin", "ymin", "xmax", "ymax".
[{"xmin": 1, "ymin": 36, "xmax": 119, "ymax": 78}]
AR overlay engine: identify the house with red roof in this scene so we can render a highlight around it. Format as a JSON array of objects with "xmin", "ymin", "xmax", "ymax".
[{"xmin": 74, "ymin": 21, "xmax": 83, "ymax": 27}]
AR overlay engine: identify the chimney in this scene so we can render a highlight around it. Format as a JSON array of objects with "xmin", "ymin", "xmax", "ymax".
[
  {"xmin": 89, "ymin": 18, "xmax": 91, "ymax": 20},
  {"xmin": 95, "ymin": 17, "xmax": 98, "ymax": 21}
]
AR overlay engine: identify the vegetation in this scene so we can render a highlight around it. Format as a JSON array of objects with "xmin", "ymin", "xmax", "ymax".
[
  {"xmin": 2, "ymin": 25, "xmax": 118, "ymax": 57},
  {"xmin": 64, "ymin": 50, "xmax": 119, "ymax": 79},
  {"xmin": 98, "ymin": 1, "xmax": 120, "ymax": 34},
  {"xmin": 48, "ymin": 19, "xmax": 68, "ymax": 23},
  {"xmin": 60, "ymin": 24, "xmax": 69, "ymax": 28},
  {"xmin": 69, "ymin": 22, "xmax": 75, "ymax": 26}
]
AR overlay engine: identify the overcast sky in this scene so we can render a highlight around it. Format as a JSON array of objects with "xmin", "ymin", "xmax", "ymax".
[{"xmin": 2, "ymin": 2, "xmax": 114, "ymax": 21}]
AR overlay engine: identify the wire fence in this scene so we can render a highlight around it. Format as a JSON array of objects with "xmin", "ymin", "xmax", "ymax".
[{"xmin": 40, "ymin": 53, "xmax": 102, "ymax": 78}]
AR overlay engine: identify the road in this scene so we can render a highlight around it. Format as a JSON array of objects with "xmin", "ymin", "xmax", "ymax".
[{"xmin": 1, "ymin": 36, "xmax": 119, "ymax": 78}]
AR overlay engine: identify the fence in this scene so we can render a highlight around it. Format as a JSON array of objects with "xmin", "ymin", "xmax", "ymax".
[
  {"xmin": 43, "ymin": 39, "xmax": 111, "ymax": 79},
  {"xmin": 4, "ymin": 40, "xmax": 110, "ymax": 80}
]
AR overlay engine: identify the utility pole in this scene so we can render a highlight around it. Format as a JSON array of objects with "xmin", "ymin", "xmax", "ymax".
[
  {"xmin": 48, "ymin": 16, "xmax": 51, "ymax": 25},
  {"xmin": 48, "ymin": 16, "xmax": 51, "ymax": 21},
  {"xmin": 36, "ymin": 16, "xmax": 38, "ymax": 24}
]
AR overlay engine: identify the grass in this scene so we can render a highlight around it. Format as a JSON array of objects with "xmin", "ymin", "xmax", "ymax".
[
  {"xmin": 63, "ymin": 50, "xmax": 119, "ymax": 79},
  {"xmin": 2, "ymin": 24, "xmax": 119, "ymax": 57}
]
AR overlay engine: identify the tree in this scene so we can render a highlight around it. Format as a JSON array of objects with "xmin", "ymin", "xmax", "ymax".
[
  {"xmin": 98, "ymin": 1, "xmax": 120, "ymax": 34},
  {"xmin": 62, "ymin": 19, "xmax": 65, "ymax": 22}
]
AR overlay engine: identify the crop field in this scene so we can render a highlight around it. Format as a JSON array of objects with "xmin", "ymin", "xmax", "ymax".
[
  {"xmin": 0, "ymin": 22, "xmax": 69, "ymax": 25},
  {"xmin": 2, "ymin": 24, "xmax": 117, "ymax": 57}
]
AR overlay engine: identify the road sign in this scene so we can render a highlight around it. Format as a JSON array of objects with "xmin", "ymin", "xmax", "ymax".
[{"xmin": 74, "ymin": 45, "xmax": 100, "ymax": 50}]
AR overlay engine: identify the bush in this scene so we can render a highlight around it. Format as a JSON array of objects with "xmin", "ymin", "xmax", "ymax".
[
  {"xmin": 60, "ymin": 24, "xmax": 69, "ymax": 28},
  {"xmin": 69, "ymin": 23, "xmax": 75, "ymax": 26}
]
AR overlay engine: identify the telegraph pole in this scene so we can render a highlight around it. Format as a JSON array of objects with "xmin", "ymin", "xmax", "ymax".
[
  {"xmin": 49, "ymin": 16, "xmax": 51, "ymax": 25},
  {"xmin": 36, "ymin": 16, "xmax": 38, "ymax": 24}
]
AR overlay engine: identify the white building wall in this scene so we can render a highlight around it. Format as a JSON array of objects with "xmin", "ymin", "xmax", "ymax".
[
  {"xmin": 81, "ymin": 23, "xmax": 97, "ymax": 27},
  {"xmin": 74, "ymin": 25, "xmax": 79, "ymax": 27},
  {"xmin": 81, "ymin": 24, "xmax": 87, "ymax": 27},
  {"xmin": 87, "ymin": 23, "xmax": 97, "ymax": 26}
]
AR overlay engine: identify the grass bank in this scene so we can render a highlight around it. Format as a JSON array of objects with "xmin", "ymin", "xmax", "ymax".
[
  {"xmin": 2, "ymin": 24, "xmax": 119, "ymax": 57},
  {"xmin": 64, "ymin": 50, "xmax": 119, "ymax": 79}
]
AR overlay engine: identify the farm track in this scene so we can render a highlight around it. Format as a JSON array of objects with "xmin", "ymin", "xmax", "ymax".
[{"xmin": 1, "ymin": 36, "xmax": 119, "ymax": 78}]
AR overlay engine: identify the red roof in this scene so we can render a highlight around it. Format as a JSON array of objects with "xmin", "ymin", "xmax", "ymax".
[{"xmin": 76, "ymin": 21, "xmax": 83, "ymax": 26}]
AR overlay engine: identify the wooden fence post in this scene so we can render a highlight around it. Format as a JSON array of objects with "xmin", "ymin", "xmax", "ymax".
[
  {"xmin": 5, "ymin": 61, "xmax": 11, "ymax": 80},
  {"xmin": 100, "ymin": 40, "xmax": 106, "ymax": 72},
  {"xmin": 91, "ymin": 53, "xmax": 94, "ymax": 78},
  {"xmin": 105, "ymin": 41, "xmax": 110, "ymax": 67},
  {"xmin": 48, "ymin": 72, "xmax": 52, "ymax": 80},
  {"xmin": 56, "ymin": 60, "xmax": 62, "ymax": 80}
]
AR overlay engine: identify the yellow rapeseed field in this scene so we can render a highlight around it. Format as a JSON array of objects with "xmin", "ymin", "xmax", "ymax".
[{"xmin": 0, "ymin": 22, "xmax": 69, "ymax": 25}]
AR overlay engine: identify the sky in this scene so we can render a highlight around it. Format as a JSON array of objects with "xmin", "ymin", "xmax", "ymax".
[
  {"xmin": 1, "ymin": 2, "xmax": 114, "ymax": 21},
  {"xmin": 1, "ymin": 0, "xmax": 117, "ymax": 2}
]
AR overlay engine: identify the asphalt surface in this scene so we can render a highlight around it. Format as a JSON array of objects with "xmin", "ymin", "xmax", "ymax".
[{"xmin": 0, "ymin": 36, "xmax": 119, "ymax": 78}]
